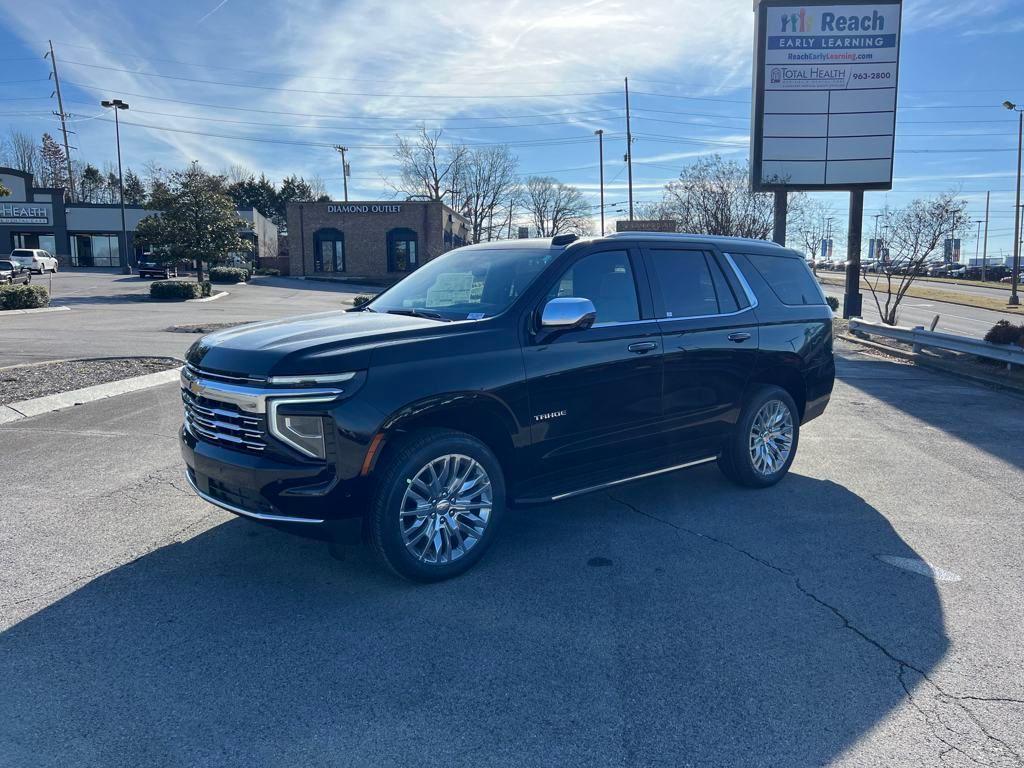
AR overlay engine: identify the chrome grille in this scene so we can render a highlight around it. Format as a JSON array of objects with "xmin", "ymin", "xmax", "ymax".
[{"xmin": 182, "ymin": 388, "xmax": 267, "ymax": 453}]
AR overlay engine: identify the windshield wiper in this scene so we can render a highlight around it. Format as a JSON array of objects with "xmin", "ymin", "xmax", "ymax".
[{"xmin": 384, "ymin": 308, "xmax": 452, "ymax": 322}]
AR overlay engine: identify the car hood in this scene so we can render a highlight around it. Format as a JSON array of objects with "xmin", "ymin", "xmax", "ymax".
[{"xmin": 186, "ymin": 310, "xmax": 455, "ymax": 379}]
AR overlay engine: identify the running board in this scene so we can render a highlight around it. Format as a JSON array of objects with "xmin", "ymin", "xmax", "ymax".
[{"xmin": 545, "ymin": 456, "xmax": 718, "ymax": 502}]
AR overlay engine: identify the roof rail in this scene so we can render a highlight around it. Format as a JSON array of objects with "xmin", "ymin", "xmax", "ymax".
[{"xmin": 604, "ymin": 231, "xmax": 785, "ymax": 248}]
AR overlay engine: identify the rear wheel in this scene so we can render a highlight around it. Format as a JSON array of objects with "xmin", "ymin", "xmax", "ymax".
[
  {"xmin": 718, "ymin": 386, "xmax": 799, "ymax": 488},
  {"xmin": 369, "ymin": 429, "xmax": 505, "ymax": 582}
]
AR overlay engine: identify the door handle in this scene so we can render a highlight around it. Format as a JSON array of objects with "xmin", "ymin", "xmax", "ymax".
[
  {"xmin": 627, "ymin": 341, "xmax": 658, "ymax": 354},
  {"xmin": 727, "ymin": 332, "xmax": 751, "ymax": 343}
]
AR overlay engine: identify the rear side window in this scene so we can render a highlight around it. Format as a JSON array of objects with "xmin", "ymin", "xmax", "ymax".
[
  {"xmin": 645, "ymin": 249, "xmax": 739, "ymax": 318},
  {"xmin": 744, "ymin": 253, "xmax": 824, "ymax": 306}
]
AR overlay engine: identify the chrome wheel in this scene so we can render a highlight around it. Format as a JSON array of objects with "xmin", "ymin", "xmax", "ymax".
[
  {"xmin": 400, "ymin": 454, "xmax": 492, "ymax": 565},
  {"xmin": 748, "ymin": 399, "xmax": 794, "ymax": 476}
]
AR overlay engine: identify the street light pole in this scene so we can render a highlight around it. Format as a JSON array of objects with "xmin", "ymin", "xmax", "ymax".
[
  {"xmin": 1005, "ymin": 101, "xmax": 1023, "ymax": 306},
  {"xmin": 101, "ymin": 99, "xmax": 130, "ymax": 274},
  {"xmin": 594, "ymin": 129, "xmax": 605, "ymax": 236}
]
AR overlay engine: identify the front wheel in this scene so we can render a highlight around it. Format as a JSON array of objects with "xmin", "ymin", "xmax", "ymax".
[
  {"xmin": 369, "ymin": 429, "xmax": 505, "ymax": 582},
  {"xmin": 719, "ymin": 386, "xmax": 800, "ymax": 488}
]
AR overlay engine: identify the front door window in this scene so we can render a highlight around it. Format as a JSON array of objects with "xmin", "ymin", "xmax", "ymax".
[{"xmin": 388, "ymin": 229, "xmax": 419, "ymax": 272}]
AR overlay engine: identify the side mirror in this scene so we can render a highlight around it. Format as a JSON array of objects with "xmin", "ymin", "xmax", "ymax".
[{"xmin": 540, "ymin": 297, "xmax": 597, "ymax": 331}]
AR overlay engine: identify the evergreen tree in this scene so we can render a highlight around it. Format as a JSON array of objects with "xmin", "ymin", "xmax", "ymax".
[
  {"xmin": 122, "ymin": 169, "xmax": 147, "ymax": 205},
  {"xmin": 39, "ymin": 133, "xmax": 69, "ymax": 191},
  {"xmin": 134, "ymin": 162, "xmax": 251, "ymax": 282}
]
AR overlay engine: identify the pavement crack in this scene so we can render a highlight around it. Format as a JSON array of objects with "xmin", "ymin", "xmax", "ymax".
[{"xmin": 606, "ymin": 493, "xmax": 1024, "ymax": 767}]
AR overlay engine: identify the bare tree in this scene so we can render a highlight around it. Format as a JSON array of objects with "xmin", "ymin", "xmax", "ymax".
[
  {"xmin": 864, "ymin": 192, "xmax": 971, "ymax": 324},
  {"xmin": 306, "ymin": 173, "xmax": 329, "ymax": 201},
  {"xmin": 790, "ymin": 198, "xmax": 837, "ymax": 265},
  {"xmin": 453, "ymin": 145, "xmax": 520, "ymax": 242},
  {"xmin": 392, "ymin": 126, "xmax": 467, "ymax": 206},
  {"xmin": 524, "ymin": 176, "xmax": 592, "ymax": 236},
  {"xmin": 4, "ymin": 130, "xmax": 38, "ymax": 175},
  {"xmin": 661, "ymin": 155, "xmax": 777, "ymax": 239},
  {"xmin": 223, "ymin": 164, "xmax": 253, "ymax": 186}
]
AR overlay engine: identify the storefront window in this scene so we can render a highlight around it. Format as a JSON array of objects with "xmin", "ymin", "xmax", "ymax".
[
  {"xmin": 313, "ymin": 228, "xmax": 344, "ymax": 273},
  {"xmin": 387, "ymin": 228, "xmax": 418, "ymax": 272},
  {"xmin": 71, "ymin": 234, "xmax": 121, "ymax": 267}
]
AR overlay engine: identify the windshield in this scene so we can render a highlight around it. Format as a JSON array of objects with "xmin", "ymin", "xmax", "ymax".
[{"xmin": 368, "ymin": 246, "xmax": 558, "ymax": 320}]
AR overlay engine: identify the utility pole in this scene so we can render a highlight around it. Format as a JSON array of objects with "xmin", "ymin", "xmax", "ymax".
[
  {"xmin": 624, "ymin": 77, "xmax": 634, "ymax": 221},
  {"xmin": 1005, "ymin": 101, "xmax": 1022, "ymax": 306},
  {"xmin": 45, "ymin": 40, "xmax": 75, "ymax": 202},
  {"xmin": 844, "ymin": 191, "xmax": 864, "ymax": 319},
  {"xmin": 333, "ymin": 145, "xmax": 350, "ymax": 202},
  {"xmin": 982, "ymin": 190, "xmax": 990, "ymax": 281},
  {"xmin": 594, "ymin": 129, "xmax": 605, "ymax": 235}
]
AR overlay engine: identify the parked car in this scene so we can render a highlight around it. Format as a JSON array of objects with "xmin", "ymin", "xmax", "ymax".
[
  {"xmin": 946, "ymin": 264, "xmax": 967, "ymax": 278},
  {"xmin": 925, "ymin": 262, "xmax": 949, "ymax": 277},
  {"xmin": 1001, "ymin": 273, "xmax": 1024, "ymax": 284},
  {"xmin": 137, "ymin": 260, "xmax": 179, "ymax": 279},
  {"xmin": 181, "ymin": 233, "xmax": 835, "ymax": 581},
  {"xmin": 0, "ymin": 259, "xmax": 32, "ymax": 285},
  {"xmin": 9, "ymin": 248, "xmax": 58, "ymax": 274}
]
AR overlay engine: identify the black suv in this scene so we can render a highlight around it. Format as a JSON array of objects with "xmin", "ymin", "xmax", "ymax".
[{"xmin": 181, "ymin": 233, "xmax": 834, "ymax": 581}]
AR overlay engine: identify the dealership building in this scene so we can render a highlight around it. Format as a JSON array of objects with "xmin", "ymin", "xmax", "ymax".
[
  {"xmin": 0, "ymin": 167, "xmax": 278, "ymax": 268},
  {"xmin": 286, "ymin": 200, "xmax": 469, "ymax": 280}
]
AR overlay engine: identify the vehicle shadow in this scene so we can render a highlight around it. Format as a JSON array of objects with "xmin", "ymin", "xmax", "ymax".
[
  {"xmin": 836, "ymin": 348, "xmax": 1024, "ymax": 471},
  {"xmin": 49, "ymin": 293, "xmax": 151, "ymax": 306},
  {"xmin": 0, "ymin": 470, "xmax": 946, "ymax": 767}
]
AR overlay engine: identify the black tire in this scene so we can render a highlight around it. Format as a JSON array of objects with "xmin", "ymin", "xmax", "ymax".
[
  {"xmin": 718, "ymin": 385, "xmax": 800, "ymax": 489},
  {"xmin": 369, "ymin": 428, "xmax": 505, "ymax": 582}
]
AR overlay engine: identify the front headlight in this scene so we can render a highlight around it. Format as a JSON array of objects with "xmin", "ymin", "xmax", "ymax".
[{"xmin": 268, "ymin": 396, "xmax": 337, "ymax": 459}]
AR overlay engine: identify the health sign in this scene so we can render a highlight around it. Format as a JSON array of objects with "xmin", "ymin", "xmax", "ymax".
[{"xmin": 751, "ymin": 1, "xmax": 902, "ymax": 191}]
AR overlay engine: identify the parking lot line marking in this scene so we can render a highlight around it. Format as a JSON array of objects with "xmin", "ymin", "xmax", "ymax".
[{"xmin": 876, "ymin": 555, "xmax": 961, "ymax": 583}]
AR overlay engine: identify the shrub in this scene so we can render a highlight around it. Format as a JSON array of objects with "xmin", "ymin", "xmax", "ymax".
[
  {"xmin": 253, "ymin": 268, "xmax": 280, "ymax": 276},
  {"xmin": 983, "ymin": 320, "xmax": 1024, "ymax": 347},
  {"xmin": 825, "ymin": 296, "xmax": 840, "ymax": 312},
  {"xmin": 209, "ymin": 266, "xmax": 249, "ymax": 283},
  {"xmin": 150, "ymin": 280, "xmax": 203, "ymax": 301},
  {"xmin": 352, "ymin": 294, "xmax": 375, "ymax": 308},
  {"xmin": 0, "ymin": 284, "xmax": 50, "ymax": 310}
]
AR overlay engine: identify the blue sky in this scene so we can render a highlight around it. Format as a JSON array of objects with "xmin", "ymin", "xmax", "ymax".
[{"xmin": 0, "ymin": 0, "xmax": 1020, "ymax": 256}]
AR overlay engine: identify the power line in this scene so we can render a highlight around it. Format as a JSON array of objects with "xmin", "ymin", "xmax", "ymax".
[
  {"xmin": 58, "ymin": 59, "xmax": 622, "ymax": 100},
  {"xmin": 60, "ymin": 84, "xmax": 623, "ymax": 121},
  {"xmin": 50, "ymin": 40, "xmax": 623, "ymax": 86},
  {"xmin": 62, "ymin": 102, "xmax": 614, "ymax": 133}
]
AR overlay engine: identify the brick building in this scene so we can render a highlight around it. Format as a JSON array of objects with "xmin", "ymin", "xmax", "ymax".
[{"xmin": 286, "ymin": 200, "xmax": 469, "ymax": 281}]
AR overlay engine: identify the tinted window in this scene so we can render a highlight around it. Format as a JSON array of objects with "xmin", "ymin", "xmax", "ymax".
[
  {"xmin": 0, "ymin": 261, "xmax": 13, "ymax": 270},
  {"xmin": 745, "ymin": 253, "xmax": 824, "ymax": 306},
  {"xmin": 548, "ymin": 250, "xmax": 639, "ymax": 324},
  {"xmin": 645, "ymin": 249, "xmax": 730, "ymax": 318}
]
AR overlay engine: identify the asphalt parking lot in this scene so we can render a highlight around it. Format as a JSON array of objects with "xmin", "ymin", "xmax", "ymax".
[
  {"xmin": 1, "ymin": 331, "xmax": 1022, "ymax": 766},
  {"xmin": 0, "ymin": 270, "xmax": 366, "ymax": 366}
]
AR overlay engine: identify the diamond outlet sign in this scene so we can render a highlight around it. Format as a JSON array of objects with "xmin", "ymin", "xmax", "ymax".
[{"xmin": 751, "ymin": 0, "xmax": 903, "ymax": 191}]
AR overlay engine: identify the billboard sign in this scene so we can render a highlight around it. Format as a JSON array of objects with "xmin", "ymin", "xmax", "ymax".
[{"xmin": 751, "ymin": 0, "xmax": 903, "ymax": 191}]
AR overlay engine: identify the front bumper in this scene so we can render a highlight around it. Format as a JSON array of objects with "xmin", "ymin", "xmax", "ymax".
[{"xmin": 181, "ymin": 424, "xmax": 367, "ymax": 543}]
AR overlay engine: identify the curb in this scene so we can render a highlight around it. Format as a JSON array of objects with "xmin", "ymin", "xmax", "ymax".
[
  {"xmin": 0, "ymin": 306, "xmax": 71, "ymax": 316},
  {"xmin": 839, "ymin": 334, "xmax": 1024, "ymax": 398},
  {"xmin": 0, "ymin": 366, "xmax": 183, "ymax": 425},
  {"xmin": 187, "ymin": 291, "xmax": 229, "ymax": 303}
]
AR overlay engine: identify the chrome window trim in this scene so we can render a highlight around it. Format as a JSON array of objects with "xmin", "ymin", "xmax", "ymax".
[
  {"xmin": 185, "ymin": 471, "xmax": 324, "ymax": 525},
  {"xmin": 266, "ymin": 395, "xmax": 338, "ymax": 458},
  {"xmin": 722, "ymin": 252, "xmax": 760, "ymax": 310}
]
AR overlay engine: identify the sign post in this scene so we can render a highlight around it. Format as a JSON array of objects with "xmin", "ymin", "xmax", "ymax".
[{"xmin": 751, "ymin": 0, "xmax": 903, "ymax": 317}]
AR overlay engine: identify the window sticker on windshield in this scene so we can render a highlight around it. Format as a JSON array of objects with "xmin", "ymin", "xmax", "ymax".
[{"xmin": 426, "ymin": 273, "xmax": 474, "ymax": 307}]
